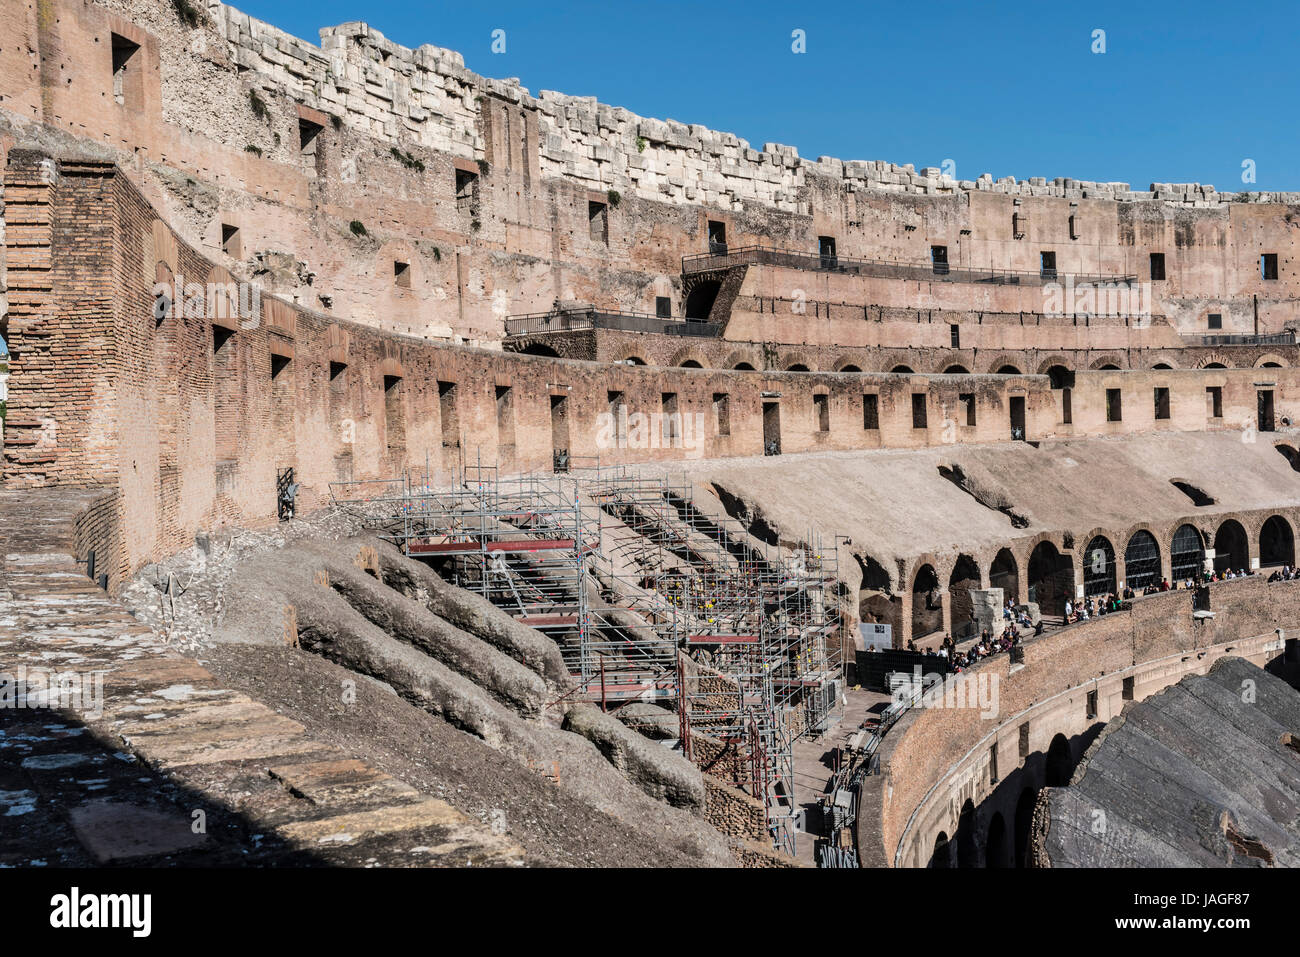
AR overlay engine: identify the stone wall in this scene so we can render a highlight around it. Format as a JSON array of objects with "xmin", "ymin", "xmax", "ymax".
[
  {"xmin": 3, "ymin": 0, "xmax": 1299, "ymax": 348},
  {"xmin": 9, "ymin": 151, "xmax": 1300, "ymax": 589},
  {"xmin": 860, "ymin": 575, "xmax": 1299, "ymax": 867}
]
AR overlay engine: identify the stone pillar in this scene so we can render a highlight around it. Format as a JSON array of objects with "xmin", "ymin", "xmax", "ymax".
[{"xmin": 970, "ymin": 588, "xmax": 1003, "ymax": 636}]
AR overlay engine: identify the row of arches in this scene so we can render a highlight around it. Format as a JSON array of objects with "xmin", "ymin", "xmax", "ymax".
[
  {"xmin": 931, "ymin": 734, "xmax": 1077, "ymax": 868},
  {"xmin": 588, "ymin": 353, "xmax": 1291, "ymax": 373},
  {"xmin": 877, "ymin": 515, "xmax": 1297, "ymax": 644}
]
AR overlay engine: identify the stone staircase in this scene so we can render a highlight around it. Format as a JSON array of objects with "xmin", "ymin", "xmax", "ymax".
[{"xmin": 0, "ymin": 489, "xmax": 526, "ymax": 867}]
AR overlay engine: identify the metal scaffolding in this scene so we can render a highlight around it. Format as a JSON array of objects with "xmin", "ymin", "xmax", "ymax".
[{"xmin": 328, "ymin": 462, "xmax": 844, "ymax": 856}]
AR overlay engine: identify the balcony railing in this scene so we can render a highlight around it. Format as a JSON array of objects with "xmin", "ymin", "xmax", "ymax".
[
  {"xmin": 681, "ymin": 244, "xmax": 1137, "ymax": 287},
  {"xmin": 505, "ymin": 307, "xmax": 722, "ymax": 338},
  {"xmin": 1193, "ymin": 332, "xmax": 1297, "ymax": 347}
]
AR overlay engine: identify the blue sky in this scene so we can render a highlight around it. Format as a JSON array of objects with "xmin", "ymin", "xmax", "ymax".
[{"xmin": 237, "ymin": 0, "xmax": 1297, "ymax": 191}]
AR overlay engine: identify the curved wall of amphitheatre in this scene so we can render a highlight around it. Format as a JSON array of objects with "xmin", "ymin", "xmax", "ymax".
[
  {"xmin": 858, "ymin": 576, "xmax": 1298, "ymax": 868},
  {"xmin": 2, "ymin": 0, "xmax": 1299, "ymax": 348},
  {"xmin": 9, "ymin": 149, "xmax": 1300, "ymax": 595}
]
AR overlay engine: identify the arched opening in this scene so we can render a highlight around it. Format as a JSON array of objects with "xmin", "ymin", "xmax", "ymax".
[
  {"xmin": 949, "ymin": 554, "xmax": 981, "ymax": 639},
  {"xmin": 733, "ymin": 362, "xmax": 755, "ymax": 371},
  {"xmin": 1263, "ymin": 361, "xmax": 1283, "ymax": 368},
  {"xmin": 840, "ymin": 365, "xmax": 861, "ymax": 373},
  {"xmin": 996, "ymin": 364, "xmax": 1022, "ymax": 375},
  {"xmin": 944, "ymin": 364, "xmax": 970, "ymax": 374},
  {"xmin": 1152, "ymin": 362, "xmax": 1173, "ymax": 370},
  {"xmin": 1045, "ymin": 734, "xmax": 1073, "ymax": 787},
  {"xmin": 679, "ymin": 359, "xmax": 703, "ymax": 368},
  {"xmin": 623, "ymin": 355, "xmax": 646, "ymax": 365},
  {"xmin": 1213, "ymin": 519, "xmax": 1248, "ymax": 574},
  {"xmin": 990, "ymin": 548, "xmax": 1019, "ymax": 603},
  {"xmin": 986, "ymin": 812, "xmax": 1011, "ymax": 868},
  {"xmin": 1124, "ymin": 530, "xmax": 1161, "ymax": 591},
  {"xmin": 1046, "ymin": 365, "xmax": 1074, "ymax": 389},
  {"xmin": 1082, "ymin": 535, "xmax": 1116, "ymax": 597},
  {"xmin": 1204, "ymin": 362, "xmax": 1227, "ymax": 369},
  {"xmin": 1046, "ymin": 365, "xmax": 1074, "ymax": 424},
  {"xmin": 520, "ymin": 343, "xmax": 560, "ymax": 357},
  {"xmin": 956, "ymin": 800, "xmax": 979, "ymax": 868},
  {"xmin": 1259, "ymin": 516, "xmax": 1294, "ymax": 568},
  {"xmin": 1170, "ymin": 524, "xmax": 1205, "ymax": 582},
  {"xmin": 684, "ymin": 280, "xmax": 720, "ymax": 320},
  {"xmin": 1098, "ymin": 363, "xmax": 1121, "ymax": 370},
  {"xmin": 911, "ymin": 564, "xmax": 943, "ymax": 642},
  {"xmin": 930, "ymin": 831, "xmax": 954, "ymax": 868},
  {"xmin": 1276, "ymin": 443, "xmax": 1300, "ymax": 472},
  {"xmin": 891, "ymin": 364, "xmax": 914, "ymax": 374},
  {"xmin": 1028, "ymin": 541, "xmax": 1073, "ymax": 617},
  {"xmin": 786, "ymin": 363, "xmax": 810, "ymax": 372},
  {"xmin": 856, "ymin": 554, "xmax": 901, "ymax": 648},
  {"xmin": 1014, "ymin": 788, "xmax": 1037, "ymax": 867}
]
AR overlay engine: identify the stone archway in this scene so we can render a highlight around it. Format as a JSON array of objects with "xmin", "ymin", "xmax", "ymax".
[
  {"xmin": 911, "ymin": 564, "xmax": 943, "ymax": 642},
  {"xmin": 1028, "ymin": 541, "xmax": 1072, "ymax": 616},
  {"xmin": 990, "ymin": 548, "xmax": 1019, "ymax": 603},
  {"xmin": 986, "ymin": 812, "xmax": 1012, "ymax": 868},
  {"xmin": 1259, "ymin": 515, "xmax": 1294, "ymax": 568},
  {"xmin": 1213, "ymin": 519, "xmax": 1248, "ymax": 574},
  {"xmin": 949, "ymin": 554, "xmax": 981, "ymax": 639}
]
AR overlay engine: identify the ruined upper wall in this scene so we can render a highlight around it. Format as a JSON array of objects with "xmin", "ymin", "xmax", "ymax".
[{"xmin": 205, "ymin": 1, "xmax": 1296, "ymax": 214}]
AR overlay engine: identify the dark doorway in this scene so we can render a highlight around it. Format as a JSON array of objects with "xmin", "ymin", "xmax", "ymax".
[
  {"xmin": 685, "ymin": 280, "xmax": 720, "ymax": 321},
  {"xmin": 1010, "ymin": 395, "xmax": 1026, "ymax": 440},
  {"xmin": 1045, "ymin": 734, "xmax": 1073, "ymax": 787},
  {"xmin": 1259, "ymin": 389, "xmax": 1275, "ymax": 432},
  {"xmin": 949, "ymin": 555, "xmax": 981, "ymax": 639},
  {"xmin": 1028, "ymin": 541, "xmax": 1073, "ymax": 616},
  {"xmin": 1213, "ymin": 519, "xmax": 1248, "ymax": 574},
  {"xmin": 930, "ymin": 831, "xmax": 953, "ymax": 868},
  {"xmin": 762, "ymin": 401, "xmax": 781, "ymax": 456},
  {"xmin": 550, "ymin": 395, "xmax": 570, "ymax": 472},
  {"xmin": 990, "ymin": 548, "xmax": 1019, "ymax": 602},
  {"xmin": 911, "ymin": 564, "xmax": 943, "ymax": 641},
  {"xmin": 956, "ymin": 800, "xmax": 979, "ymax": 868},
  {"xmin": 1260, "ymin": 516, "xmax": 1294, "ymax": 567}
]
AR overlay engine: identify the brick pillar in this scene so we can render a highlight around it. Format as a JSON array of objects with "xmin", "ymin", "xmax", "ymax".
[{"xmin": 2, "ymin": 152, "xmax": 119, "ymax": 488}]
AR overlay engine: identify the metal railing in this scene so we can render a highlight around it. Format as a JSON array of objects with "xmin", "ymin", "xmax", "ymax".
[
  {"xmin": 681, "ymin": 244, "xmax": 1138, "ymax": 287},
  {"xmin": 1193, "ymin": 332, "xmax": 1297, "ymax": 347},
  {"xmin": 505, "ymin": 307, "xmax": 721, "ymax": 338}
]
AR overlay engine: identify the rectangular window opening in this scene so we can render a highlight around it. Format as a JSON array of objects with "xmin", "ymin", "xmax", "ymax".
[
  {"xmin": 1106, "ymin": 388, "xmax": 1123, "ymax": 422},
  {"xmin": 394, "ymin": 261, "xmax": 411, "ymax": 288},
  {"xmin": 713, "ymin": 392, "xmax": 731, "ymax": 436},
  {"xmin": 1207, "ymin": 386, "xmax": 1223, "ymax": 419},
  {"xmin": 655, "ymin": 296, "xmax": 672, "ymax": 319},
  {"xmin": 1208, "ymin": 312, "xmax": 1222, "ymax": 330},
  {"xmin": 1040, "ymin": 250, "xmax": 1057, "ymax": 280},
  {"xmin": 111, "ymin": 33, "xmax": 141, "ymax": 109},
  {"xmin": 1149, "ymin": 252, "xmax": 1166, "ymax": 281},
  {"xmin": 588, "ymin": 201, "xmax": 608, "ymax": 244},
  {"xmin": 813, "ymin": 393, "xmax": 830, "ymax": 432},
  {"xmin": 1154, "ymin": 387, "xmax": 1171, "ymax": 420},
  {"xmin": 911, "ymin": 393, "xmax": 928, "ymax": 430},
  {"xmin": 1262, "ymin": 253, "xmax": 1279, "ymax": 281},
  {"xmin": 959, "ymin": 392, "xmax": 976, "ymax": 427},
  {"xmin": 438, "ymin": 381, "xmax": 460, "ymax": 448},
  {"xmin": 221, "ymin": 223, "xmax": 241, "ymax": 258},
  {"xmin": 931, "ymin": 245, "xmax": 949, "ymax": 275},
  {"xmin": 863, "ymin": 394, "xmax": 879, "ymax": 430}
]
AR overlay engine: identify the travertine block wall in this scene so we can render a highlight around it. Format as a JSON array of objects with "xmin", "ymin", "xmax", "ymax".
[{"xmin": 3, "ymin": 0, "xmax": 1299, "ymax": 348}]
